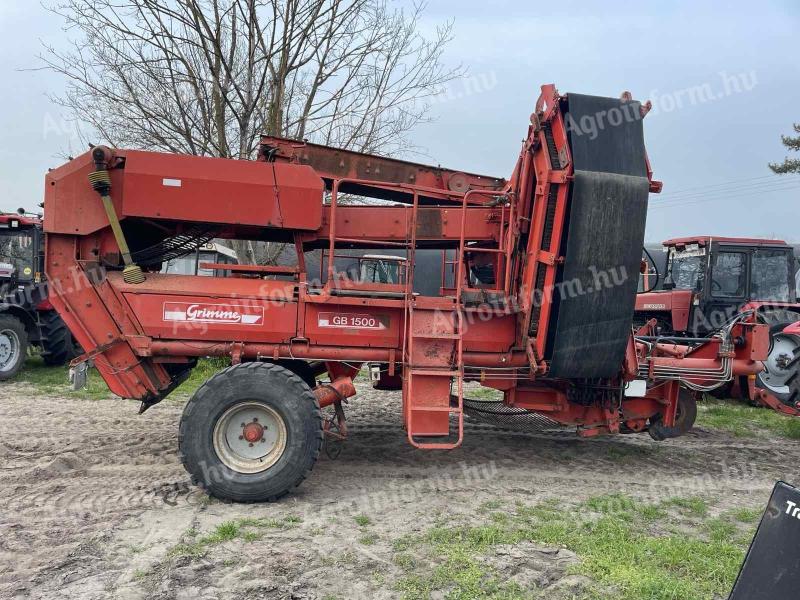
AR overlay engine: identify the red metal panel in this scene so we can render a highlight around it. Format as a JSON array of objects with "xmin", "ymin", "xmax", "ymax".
[
  {"xmin": 120, "ymin": 151, "xmax": 324, "ymax": 230},
  {"xmin": 44, "ymin": 152, "xmax": 117, "ymax": 235},
  {"xmin": 317, "ymin": 205, "xmax": 500, "ymax": 244},
  {"xmin": 44, "ymin": 149, "xmax": 325, "ymax": 234},
  {"xmin": 111, "ymin": 272, "xmax": 299, "ymax": 343},
  {"xmin": 461, "ymin": 312, "xmax": 517, "ymax": 353}
]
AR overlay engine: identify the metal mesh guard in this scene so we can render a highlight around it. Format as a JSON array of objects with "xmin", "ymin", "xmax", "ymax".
[{"xmin": 463, "ymin": 398, "xmax": 565, "ymax": 432}]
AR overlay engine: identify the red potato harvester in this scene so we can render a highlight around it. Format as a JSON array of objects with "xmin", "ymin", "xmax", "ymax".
[{"xmin": 43, "ymin": 85, "xmax": 772, "ymax": 501}]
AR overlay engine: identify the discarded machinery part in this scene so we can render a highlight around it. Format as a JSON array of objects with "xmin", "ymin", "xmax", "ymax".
[{"xmin": 69, "ymin": 360, "xmax": 89, "ymax": 391}]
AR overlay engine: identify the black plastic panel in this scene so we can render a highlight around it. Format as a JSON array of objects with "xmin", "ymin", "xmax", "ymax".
[{"xmin": 729, "ymin": 481, "xmax": 800, "ymax": 599}]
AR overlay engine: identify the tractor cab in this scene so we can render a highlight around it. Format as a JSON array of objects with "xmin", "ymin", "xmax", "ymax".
[
  {"xmin": 0, "ymin": 213, "xmax": 43, "ymax": 295},
  {"xmin": 636, "ymin": 236, "xmax": 800, "ymax": 410},
  {"xmin": 638, "ymin": 237, "xmax": 797, "ymax": 336},
  {"xmin": 358, "ymin": 254, "xmax": 407, "ymax": 285}
]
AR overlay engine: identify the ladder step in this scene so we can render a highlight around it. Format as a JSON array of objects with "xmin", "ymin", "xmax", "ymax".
[
  {"xmin": 413, "ymin": 406, "xmax": 463, "ymax": 413},
  {"xmin": 411, "ymin": 332, "xmax": 462, "ymax": 340},
  {"xmin": 409, "ymin": 369, "xmax": 462, "ymax": 377}
]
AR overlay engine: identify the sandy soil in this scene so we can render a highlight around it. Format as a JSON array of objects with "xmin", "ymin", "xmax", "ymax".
[{"xmin": 1, "ymin": 379, "xmax": 799, "ymax": 599}]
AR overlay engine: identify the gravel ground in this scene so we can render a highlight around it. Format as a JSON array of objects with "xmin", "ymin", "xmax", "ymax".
[{"xmin": 1, "ymin": 378, "xmax": 798, "ymax": 599}]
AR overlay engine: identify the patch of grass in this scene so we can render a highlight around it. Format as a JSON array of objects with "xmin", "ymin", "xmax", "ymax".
[
  {"xmin": 663, "ymin": 496, "xmax": 709, "ymax": 518},
  {"xmin": 354, "ymin": 514, "xmax": 371, "ymax": 527},
  {"xmin": 697, "ymin": 398, "xmax": 800, "ymax": 440},
  {"xmin": 359, "ymin": 533, "xmax": 379, "ymax": 546},
  {"xmin": 16, "ymin": 355, "xmax": 230, "ymax": 402},
  {"xmin": 394, "ymin": 494, "xmax": 756, "ymax": 600},
  {"xmin": 199, "ymin": 521, "xmax": 240, "ymax": 544},
  {"xmin": 169, "ymin": 515, "xmax": 296, "ymax": 558},
  {"xmin": 17, "ymin": 355, "xmax": 110, "ymax": 400},
  {"xmin": 171, "ymin": 357, "xmax": 231, "ymax": 398},
  {"xmin": 463, "ymin": 385, "xmax": 503, "ymax": 402},
  {"xmin": 480, "ymin": 499, "xmax": 503, "ymax": 511},
  {"xmin": 731, "ymin": 507, "xmax": 762, "ymax": 524}
]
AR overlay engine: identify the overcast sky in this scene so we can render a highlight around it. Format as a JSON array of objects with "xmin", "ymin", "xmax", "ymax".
[{"xmin": 1, "ymin": 0, "xmax": 798, "ymax": 242}]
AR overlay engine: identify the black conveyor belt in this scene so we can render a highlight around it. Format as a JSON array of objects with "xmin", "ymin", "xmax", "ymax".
[{"xmin": 546, "ymin": 93, "xmax": 650, "ymax": 378}]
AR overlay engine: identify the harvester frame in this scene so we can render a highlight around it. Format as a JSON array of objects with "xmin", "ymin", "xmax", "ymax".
[{"xmin": 43, "ymin": 85, "xmax": 770, "ymax": 501}]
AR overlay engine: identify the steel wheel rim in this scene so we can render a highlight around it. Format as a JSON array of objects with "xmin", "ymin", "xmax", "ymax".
[
  {"xmin": 760, "ymin": 333, "xmax": 800, "ymax": 395},
  {"xmin": 0, "ymin": 328, "xmax": 20, "ymax": 372},
  {"xmin": 212, "ymin": 401, "xmax": 288, "ymax": 474}
]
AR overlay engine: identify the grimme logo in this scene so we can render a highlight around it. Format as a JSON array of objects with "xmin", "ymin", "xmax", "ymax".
[{"xmin": 163, "ymin": 302, "xmax": 263, "ymax": 325}]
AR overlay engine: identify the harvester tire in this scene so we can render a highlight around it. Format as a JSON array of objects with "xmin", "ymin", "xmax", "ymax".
[
  {"xmin": 40, "ymin": 311, "xmax": 81, "ymax": 366},
  {"xmin": 755, "ymin": 311, "xmax": 800, "ymax": 410},
  {"xmin": 0, "ymin": 315, "xmax": 28, "ymax": 381},
  {"xmin": 648, "ymin": 388, "xmax": 697, "ymax": 441},
  {"xmin": 179, "ymin": 362, "xmax": 322, "ymax": 502}
]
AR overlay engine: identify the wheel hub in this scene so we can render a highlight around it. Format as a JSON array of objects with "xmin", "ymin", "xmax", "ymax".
[
  {"xmin": 0, "ymin": 329, "xmax": 19, "ymax": 370},
  {"xmin": 760, "ymin": 333, "xmax": 800, "ymax": 395},
  {"xmin": 242, "ymin": 421, "xmax": 265, "ymax": 443},
  {"xmin": 212, "ymin": 402, "xmax": 287, "ymax": 474}
]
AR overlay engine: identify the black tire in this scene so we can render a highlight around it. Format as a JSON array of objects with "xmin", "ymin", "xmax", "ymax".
[
  {"xmin": 0, "ymin": 314, "xmax": 29, "ymax": 381},
  {"xmin": 649, "ymin": 388, "xmax": 697, "ymax": 441},
  {"xmin": 708, "ymin": 380, "xmax": 734, "ymax": 400},
  {"xmin": 39, "ymin": 310, "xmax": 81, "ymax": 366},
  {"xmin": 179, "ymin": 362, "xmax": 322, "ymax": 502}
]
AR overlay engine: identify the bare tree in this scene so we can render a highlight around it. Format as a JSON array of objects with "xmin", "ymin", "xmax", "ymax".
[{"xmin": 41, "ymin": 0, "xmax": 459, "ymax": 263}]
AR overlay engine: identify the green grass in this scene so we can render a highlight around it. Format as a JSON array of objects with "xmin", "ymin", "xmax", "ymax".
[
  {"xmin": 15, "ymin": 355, "xmax": 230, "ymax": 401},
  {"xmin": 393, "ymin": 494, "xmax": 758, "ymax": 600},
  {"xmin": 354, "ymin": 514, "xmax": 372, "ymax": 527},
  {"xmin": 463, "ymin": 385, "xmax": 504, "ymax": 402},
  {"xmin": 16, "ymin": 355, "xmax": 110, "ymax": 400},
  {"xmin": 697, "ymin": 398, "xmax": 800, "ymax": 440},
  {"xmin": 168, "ymin": 515, "xmax": 301, "ymax": 558}
]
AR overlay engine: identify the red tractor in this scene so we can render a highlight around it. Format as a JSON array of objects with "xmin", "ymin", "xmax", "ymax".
[
  {"xmin": 635, "ymin": 236, "xmax": 800, "ymax": 412},
  {"xmin": 0, "ymin": 212, "xmax": 81, "ymax": 379}
]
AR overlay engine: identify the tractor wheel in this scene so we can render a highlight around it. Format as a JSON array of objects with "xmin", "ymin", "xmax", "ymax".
[
  {"xmin": 755, "ymin": 312, "xmax": 800, "ymax": 410},
  {"xmin": 179, "ymin": 362, "xmax": 322, "ymax": 502},
  {"xmin": 40, "ymin": 311, "xmax": 81, "ymax": 366},
  {"xmin": 648, "ymin": 388, "xmax": 697, "ymax": 441},
  {"xmin": 0, "ymin": 315, "xmax": 28, "ymax": 380}
]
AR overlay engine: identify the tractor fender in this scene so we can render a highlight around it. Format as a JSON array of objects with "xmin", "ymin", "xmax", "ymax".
[{"xmin": 0, "ymin": 303, "xmax": 39, "ymax": 342}]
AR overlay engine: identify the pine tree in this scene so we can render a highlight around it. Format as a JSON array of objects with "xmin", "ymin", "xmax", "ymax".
[{"xmin": 769, "ymin": 123, "xmax": 800, "ymax": 174}]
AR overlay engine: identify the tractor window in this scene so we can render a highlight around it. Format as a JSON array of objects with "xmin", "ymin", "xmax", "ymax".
[
  {"xmin": 0, "ymin": 230, "xmax": 35, "ymax": 281},
  {"xmin": 671, "ymin": 255, "xmax": 704, "ymax": 289},
  {"xmin": 711, "ymin": 252, "xmax": 746, "ymax": 298},
  {"xmin": 360, "ymin": 259, "xmax": 400, "ymax": 284},
  {"xmin": 751, "ymin": 250, "xmax": 791, "ymax": 302}
]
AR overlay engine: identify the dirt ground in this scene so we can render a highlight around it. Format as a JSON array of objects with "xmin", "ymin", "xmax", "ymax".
[{"xmin": 1, "ymin": 379, "xmax": 799, "ymax": 600}]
